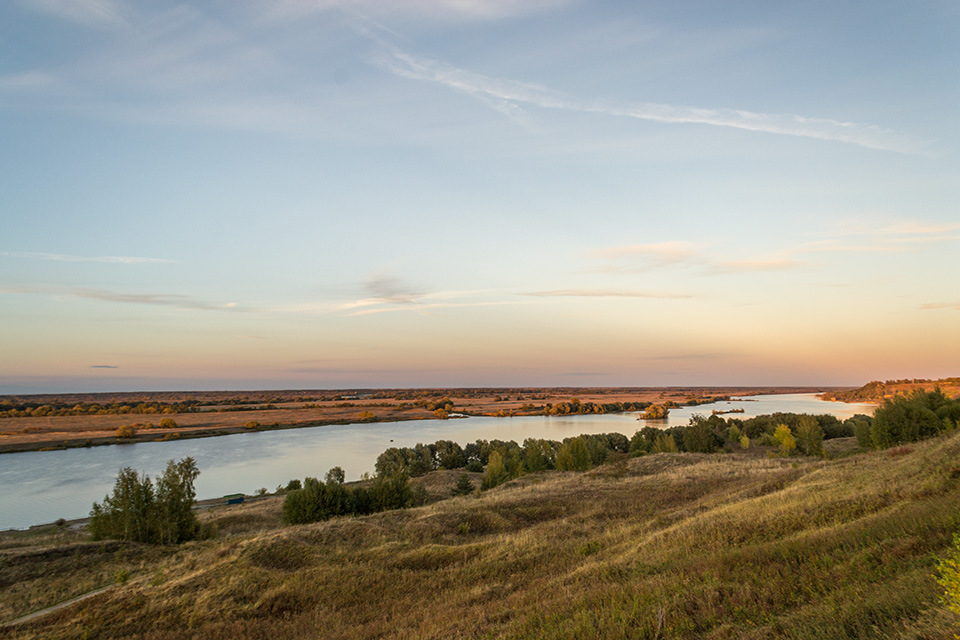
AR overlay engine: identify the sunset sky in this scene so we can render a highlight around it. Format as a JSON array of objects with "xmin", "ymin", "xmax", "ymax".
[{"xmin": 1, "ymin": 0, "xmax": 958, "ymax": 393}]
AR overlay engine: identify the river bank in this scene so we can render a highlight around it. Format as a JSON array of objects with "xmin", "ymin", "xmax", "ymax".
[{"xmin": 0, "ymin": 386, "xmax": 841, "ymax": 454}]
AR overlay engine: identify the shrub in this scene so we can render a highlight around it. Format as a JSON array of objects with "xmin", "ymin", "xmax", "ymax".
[
  {"xmin": 739, "ymin": 435, "xmax": 750, "ymax": 449},
  {"xmin": 451, "ymin": 473, "xmax": 474, "ymax": 496},
  {"xmin": 868, "ymin": 389, "xmax": 957, "ymax": 448},
  {"xmin": 937, "ymin": 533, "xmax": 960, "ymax": 629},
  {"xmin": 245, "ymin": 421, "xmax": 260, "ymax": 429},
  {"xmin": 115, "ymin": 424, "xmax": 137, "ymax": 439},
  {"xmin": 159, "ymin": 418, "xmax": 177, "ymax": 429}
]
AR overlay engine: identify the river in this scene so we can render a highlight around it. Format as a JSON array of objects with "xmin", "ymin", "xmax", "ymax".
[{"xmin": 0, "ymin": 393, "xmax": 874, "ymax": 530}]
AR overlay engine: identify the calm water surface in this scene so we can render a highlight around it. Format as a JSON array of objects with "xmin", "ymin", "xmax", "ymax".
[{"xmin": 0, "ymin": 393, "xmax": 874, "ymax": 530}]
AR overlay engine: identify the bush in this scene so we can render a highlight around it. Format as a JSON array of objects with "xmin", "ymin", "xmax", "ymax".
[
  {"xmin": 159, "ymin": 418, "xmax": 177, "ymax": 429},
  {"xmin": 115, "ymin": 424, "xmax": 137, "ymax": 439},
  {"xmin": 936, "ymin": 533, "xmax": 960, "ymax": 623},
  {"xmin": 868, "ymin": 390, "xmax": 957, "ymax": 449},
  {"xmin": 451, "ymin": 473, "xmax": 474, "ymax": 496}
]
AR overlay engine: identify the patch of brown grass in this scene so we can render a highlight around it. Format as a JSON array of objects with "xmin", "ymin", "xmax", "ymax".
[{"xmin": 4, "ymin": 432, "xmax": 960, "ymax": 639}]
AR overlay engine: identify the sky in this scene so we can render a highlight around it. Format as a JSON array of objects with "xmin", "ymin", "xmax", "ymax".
[{"xmin": 1, "ymin": 0, "xmax": 958, "ymax": 393}]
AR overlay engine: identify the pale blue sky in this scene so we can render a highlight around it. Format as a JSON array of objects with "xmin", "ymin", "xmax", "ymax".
[{"xmin": 1, "ymin": 0, "xmax": 958, "ymax": 393}]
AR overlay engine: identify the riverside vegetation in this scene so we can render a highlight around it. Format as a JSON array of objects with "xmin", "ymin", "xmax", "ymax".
[{"xmin": 3, "ymin": 391, "xmax": 960, "ymax": 638}]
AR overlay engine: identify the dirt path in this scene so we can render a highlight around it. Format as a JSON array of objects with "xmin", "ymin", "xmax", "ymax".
[{"xmin": 0, "ymin": 585, "xmax": 112, "ymax": 629}]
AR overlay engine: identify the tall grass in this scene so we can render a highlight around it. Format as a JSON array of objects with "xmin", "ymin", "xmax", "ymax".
[{"xmin": 4, "ymin": 432, "xmax": 960, "ymax": 639}]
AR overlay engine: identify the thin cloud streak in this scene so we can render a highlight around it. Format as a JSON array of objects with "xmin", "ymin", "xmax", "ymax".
[
  {"xmin": 1, "ymin": 285, "xmax": 242, "ymax": 312},
  {"xmin": 373, "ymin": 46, "xmax": 924, "ymax": 154},
  {"xmin": 920, "ymin": 302, "xmax": 960, "ymax": 311},
  {"xmin": 0, "ymin": 251, "xmax": 175, "ymax": 264},
  {"xmin": 591, "ymin": 219, "xmax": 958, "ymax": 275},
  {"xmin": 525, "ymin": 289, "xmax": 693, "ymax": 300},
  {"xmin": 21, "ymin": 0, "xmax": 125, "ymax": 27},
  {"xmin": 345, "ymin": 300, "xmax": 528, "ymax": 317}
]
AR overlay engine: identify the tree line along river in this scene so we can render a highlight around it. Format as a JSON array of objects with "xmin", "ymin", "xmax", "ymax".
[{"xmin": 0, "ymin": 393, "xmax": 875, "ymax": 530}]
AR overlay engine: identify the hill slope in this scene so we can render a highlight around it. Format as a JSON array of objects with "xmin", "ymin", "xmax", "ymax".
[{"xmin": 4, "ymin": 434, "xmax": 960, "ymax": 639}]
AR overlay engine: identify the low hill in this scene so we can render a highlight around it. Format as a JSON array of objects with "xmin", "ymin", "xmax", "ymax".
[
  {"xmin": 823, "ymin": 378, "xmax": 960, "ymax": 403},
  {"xmin": 3, "ymin": 434, "xmax": 960, "ymax": 639}
]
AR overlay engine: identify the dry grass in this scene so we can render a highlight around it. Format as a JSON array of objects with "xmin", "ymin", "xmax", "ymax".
[{"xmin": 3, "ymin": 433, "xmax": 960, "ymax": 639}]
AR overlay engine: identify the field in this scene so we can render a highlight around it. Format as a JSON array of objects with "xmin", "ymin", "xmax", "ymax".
[
  {"xmin": 2, "ymin": 430, "xmax": 958, "ymax": 639},
  {"xmin": 0, "ymin": 386, "xmax": 837, "ymax": 454}
]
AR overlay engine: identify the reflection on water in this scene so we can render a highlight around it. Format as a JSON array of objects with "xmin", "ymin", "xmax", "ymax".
[{"xmin": 0, "ymin": 393, "xmax": 874, "ymax": 530}]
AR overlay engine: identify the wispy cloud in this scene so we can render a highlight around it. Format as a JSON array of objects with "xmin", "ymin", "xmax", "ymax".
[
  {"xmin": 1, "ymin": 285, "xmax": 242, "ymax": 312},
  {"xmin": 587, "ymin": 241, "xmax": 802, "ymax": 275},
  {"xmin": 372, "ymin": 46, "xmax": 925, "ymax": 154},
  {"xmin": 711, "ymin": 257, "xmax": 804, "ymax": 273},
  {"xmin": 591, "ymin": 218, "xmax": 959, "ymax": 276},
  {"xmin": 90, "ymin": 364, "xmax": 119, "ymax": 369},
  {"xmin": 0, "ymin": 71, "xmax": 61, "ymax": 93},
  {"xmin": 0, "ymin": 251, "xmax": 174, "ymax": 264},
  {"xmin": 586, "ymin": 242, "xmax": 700, "ymax": 266},
  {"xmin": 345, "ymin": 299, "xmax": 525, "ymax": 317},
  {"xmin": 875, "ymin": 221, "xmax": 960, "ymax": 236},
  {"xmin": 638, "ymin": 352, "xmax": 732, "ymax": 361},
  {"xmin": 524, "ymin": 288, "xmax": 693, "ymax": 300},
  {"xmin": 920, "ymin": 302, "xmax": 960, "ymax": 311},
  {"xmin": 20, "ymin": 0, "xmax": 125, "ymax": 27},
  {"xmin": 266, "ymin": 0, "xmax": 571, "ymax": 22}
]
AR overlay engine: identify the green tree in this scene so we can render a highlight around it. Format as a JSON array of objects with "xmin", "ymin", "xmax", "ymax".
[
  {"xmin": 774, "ymin": 424, "xmax": 796, "ymax": 457},
  {"xmin": 375, "ymin": 447, "xmax": 407, "ymax": 477},
  {"xmin": 795, "ymin": 415, "xmax": 824, "ymax": 457},
  {"xmin": 481, "ymin": 451, "xmax": 510, "ymax": 490},
  {"xmin": 154, "ymin": 457, "xmax": 200, "ymax": 544},
  {"xmin": 555, "ymin": 437, "xmax": 592, "ymax": 471},
  {"xmin": 371, "ymin": 471, "xmax": 414, "ymax": 510},
  {"xmin": 651, "ymin": 433, "xmax": 679, "ymax": 453},
  {"xmin": 522, "ymin": 438, "xmax": 554, "ymax": 472},
  {"xmin": 683, "ymin": 415, "xmax": 719, "ymax": 453},
  {"xmin": 325, "ymin": 466, "xmax": 346, "ymax": 485},
  {"xmin": 90, "ymin": 467, "xmax": 154, "ymax": 542},
  {"xmin": 869, "ymin": 390, "xmax": 954, "ymax": 448},
  {"xmin": 90, "ymin": 458, "xmax": 200, "ymax": 544},
  {"xmin": 433, "ymin": 440, "xmax": 466, "ymax": 469}
]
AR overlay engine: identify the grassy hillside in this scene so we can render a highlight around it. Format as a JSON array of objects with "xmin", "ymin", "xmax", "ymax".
[
  {"xmin": 3, "ymin": 434, "xmax": 960, "ymax": 639},
  {"xmin": 823, "ymin": 378, "xmax": 960, "ymax": 403}
]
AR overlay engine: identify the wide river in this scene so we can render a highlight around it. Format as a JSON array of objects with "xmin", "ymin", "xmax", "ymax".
[{"xmin": 0, "ymin": 393, "xmax": 874, "ymax": 530}]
